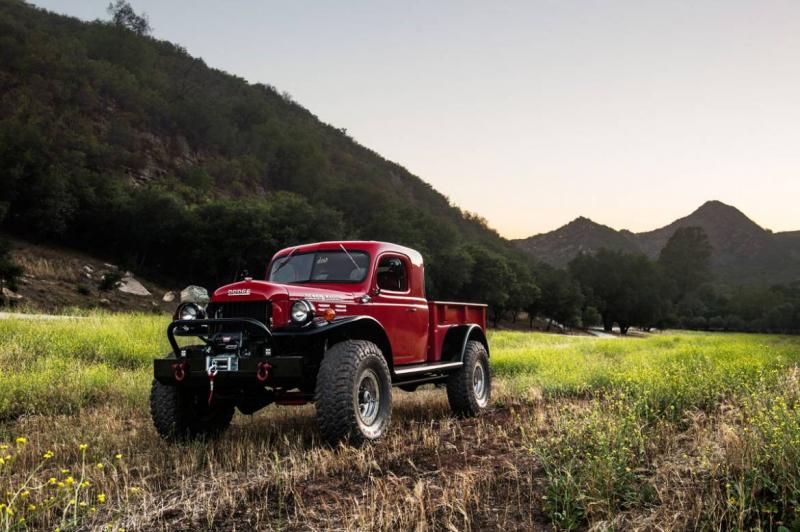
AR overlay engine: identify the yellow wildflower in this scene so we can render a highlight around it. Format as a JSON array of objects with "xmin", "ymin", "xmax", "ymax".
[
  {"xmin": 96, "ymin": 463, "xmax": 104, "ymax": 470},
  {"xmin": 60, "ymin": 469, "xmax": 69, "ymax": 474},
  {"xmin": 80, "ymin": 481, "xmax": 90, "ymax": 488},
  {"xmin": 78, "ymin": 443, "xmax": 88, "ymax": 451},
  {"xmin": 115, "ymin": 453, "xmax": 123, "ymax": 460},
  {"xmin": 15, "ymin": 437, "xmax": 26, "ymax": 445},
  {"xmin": 65, "ymin": 476, "xmax": 75, "ymax": 486},
  {"xmin": 27, "ymin": 504, "xmax": 35, "ymax": 511},
  {"xmin": 97, "ymin": 493, "xmax": 106, "ymax": 504},
  {"xmin": 56, "ymin": 482, "xmax": 65, "ymax": 489},
  {"xmin": 79, "ymin": 501, "xmax": 88, "ymax": 508},
  {"xmin": 48, "ymin": 477, "xmax": 56, "ymax": 485},
  {"xmin": 43, "ymin": 450, "xmax": 54, "ymax": 459},
  {"xmin": 20, "ymin": 491, "xmax": 29, "ymax": 498}
]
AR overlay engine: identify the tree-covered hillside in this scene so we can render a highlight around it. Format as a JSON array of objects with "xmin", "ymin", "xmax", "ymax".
[{"xmin": 0, "ymin": 0, "xmax": 537, "ymax": 302}]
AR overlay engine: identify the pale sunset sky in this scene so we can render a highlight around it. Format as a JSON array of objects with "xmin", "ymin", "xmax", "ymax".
[{"xmin": 34, "ymin": 1, "xmax": 800, "ymax": 237}]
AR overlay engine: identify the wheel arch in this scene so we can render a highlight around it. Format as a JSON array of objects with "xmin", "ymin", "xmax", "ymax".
[
  {"xmin": 319, "ymin": 316, "xmax": 394, "ymax": 371},
  {"xmin": 441, "ymin": 324, "xmax": 490, "ymax": 363}
]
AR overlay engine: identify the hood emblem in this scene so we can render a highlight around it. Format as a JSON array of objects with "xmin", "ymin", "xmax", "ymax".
[{"xmin": 227, "ymin": 289, "xmax": 251, "ymax": 296}]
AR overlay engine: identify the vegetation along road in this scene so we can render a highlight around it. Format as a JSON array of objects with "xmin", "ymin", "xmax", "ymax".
[{"xmin": 0, "ymin": 313, "xmax": 798, "ymax": 530}]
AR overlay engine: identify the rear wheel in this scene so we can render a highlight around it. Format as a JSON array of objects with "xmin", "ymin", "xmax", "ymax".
[
  {"xmin": 447, "ymin": 340, "xmax": 491, "ymax": 416},
  {"xmin": 150, "ymin": 379, "xmax": 234, "ymax": 440},
  {"xmin": 315, "ymin": 340, "xmax": 392, "ymax": 446}
]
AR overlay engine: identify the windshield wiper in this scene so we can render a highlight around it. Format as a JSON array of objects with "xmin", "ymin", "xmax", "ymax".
[{"xmin": 339, "ymin": 244, "xmax": 360, "ymax": 269}]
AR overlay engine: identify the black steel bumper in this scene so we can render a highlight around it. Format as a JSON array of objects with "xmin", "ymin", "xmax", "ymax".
[{"xmin": 154, "ymin": 355, "xmax": 305, "ymax": 385}]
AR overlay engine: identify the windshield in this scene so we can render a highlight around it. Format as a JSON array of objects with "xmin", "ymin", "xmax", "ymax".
[{"xmin": 268, "ymin": 250, "xmax": 370, "ymax": 284}]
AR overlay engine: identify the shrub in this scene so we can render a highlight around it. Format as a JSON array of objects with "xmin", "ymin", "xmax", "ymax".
[
  {"xmin": 98, "ymin": 271, "xmax": 124, "ymax": 291},
  {"xmin": 0, "ymin": 239, "xmax": 22, "ymax": 291}
]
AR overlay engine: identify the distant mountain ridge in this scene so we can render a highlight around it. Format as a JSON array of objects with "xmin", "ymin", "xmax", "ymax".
[{"xmin": 514, "ymin": 201, "xmax": 800, "ymax": 286}]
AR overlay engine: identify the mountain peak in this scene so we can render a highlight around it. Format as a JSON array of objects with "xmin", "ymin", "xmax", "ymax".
[{"xmin": 682, "ymin": 200, "xmax": 763, "ymax": 232}]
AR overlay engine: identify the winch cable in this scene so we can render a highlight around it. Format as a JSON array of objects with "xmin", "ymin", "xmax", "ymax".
[{"xmin": 207, "ymin": 361, "xmax": 218, "ymax": 406}]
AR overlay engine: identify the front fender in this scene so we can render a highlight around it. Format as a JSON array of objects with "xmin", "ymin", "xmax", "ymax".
[{"xmin": 274, "ymin": 316, "xmax": 394, "ymax": 370}]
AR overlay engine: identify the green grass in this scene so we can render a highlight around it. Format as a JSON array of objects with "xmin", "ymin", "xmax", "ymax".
[{"xmin": 0, "ymin": 314, "xmax": 167, "ymax": 419}]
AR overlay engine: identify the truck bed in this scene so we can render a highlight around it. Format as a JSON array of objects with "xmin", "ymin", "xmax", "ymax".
[{"xmin": 427, "ymin": 300, "xmax": 487, "ymax": 363}]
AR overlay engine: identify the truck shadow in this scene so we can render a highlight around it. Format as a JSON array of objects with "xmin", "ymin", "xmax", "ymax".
[{"xmin": 224, "ymin": 387, "xmax": 457, "ymax": 449}]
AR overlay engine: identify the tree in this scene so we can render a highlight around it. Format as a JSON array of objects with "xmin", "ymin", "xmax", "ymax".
[
  {"xmin": 570, "ymin": 249, "xmax": 667, "ymax": 334},
  {"xmin": 107, "ymin": 1, "xmax": 151, "ymax": 35},
  {"xmin": 539, "ymin": 268, "xmax": 583, "ymax": 331},
  {"xmin": 658, "ymin": 227, "xmax": 712, "ymax": 297}
]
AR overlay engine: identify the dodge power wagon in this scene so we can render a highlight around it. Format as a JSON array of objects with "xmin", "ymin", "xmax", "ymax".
[{"xmin": 150, "ymin": 241, "xmax": 491, "ymax": 444}]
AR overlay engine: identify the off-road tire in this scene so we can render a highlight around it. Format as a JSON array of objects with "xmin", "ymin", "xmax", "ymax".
[
  {"xmin": 447, "ymin": 340, "xmax": 491, "ymax": 417},
  {"xmin": 150, "ymin": 379, "xmax": 235, "ymax": 441},
  {"xmin": 315, "ymin": 340, "xmax": 392, "ymax": 446}
]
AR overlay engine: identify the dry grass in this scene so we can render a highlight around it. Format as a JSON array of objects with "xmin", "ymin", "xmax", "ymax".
[{"xmin": 3, "ymin": 383, "xmax": 550, "ymax": 531}]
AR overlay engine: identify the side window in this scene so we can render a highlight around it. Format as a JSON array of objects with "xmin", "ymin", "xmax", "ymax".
[{"xmin": 377, "ymin": 256, "xmax": 408, "ymax": 292}]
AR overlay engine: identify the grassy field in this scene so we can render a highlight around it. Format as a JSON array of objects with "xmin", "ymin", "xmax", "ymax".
[{"xmin": 0, "ymin": 315, "xmax": 798, "ymax": 530}]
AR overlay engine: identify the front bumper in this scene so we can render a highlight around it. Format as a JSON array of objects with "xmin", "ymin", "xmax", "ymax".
[{"xmin": 154, "ymin": 355, "xmax": 305, "ymax": 386}]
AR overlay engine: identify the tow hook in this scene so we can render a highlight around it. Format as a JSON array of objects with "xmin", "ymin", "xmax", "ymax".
[
  {"xmin": 256, "ymin": 362, "xmax": 272, "ymax": 382},
  {"xmin": 171, "ymin": 362, "xmax": 188, "ymax": 382}
]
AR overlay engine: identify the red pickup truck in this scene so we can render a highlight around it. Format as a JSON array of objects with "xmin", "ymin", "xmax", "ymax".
[{"xmin": 151, "ymin": 241, "xmax": 490, "ymax": 445}]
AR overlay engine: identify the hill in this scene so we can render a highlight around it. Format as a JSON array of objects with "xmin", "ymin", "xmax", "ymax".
[
  {"xmin": 0, "ymin": 0, "xmax": 525, "ymax": 300},
  {"xmin": 5, "ymin": 236, "xmax": 177, "ymax": 313},
  {"xmin": 515, "ymin": 200, "xmax": 800, "ymax": 286}
]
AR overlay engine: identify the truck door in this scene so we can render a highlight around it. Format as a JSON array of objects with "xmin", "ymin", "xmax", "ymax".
[{"xmin": 371, "ymin": 254, "xmax": 429, "ymax": 365}]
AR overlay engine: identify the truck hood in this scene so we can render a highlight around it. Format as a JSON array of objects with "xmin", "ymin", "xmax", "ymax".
[{"xmin": 211, "ymin": 280, "xmax": 356, "ymax": 303}]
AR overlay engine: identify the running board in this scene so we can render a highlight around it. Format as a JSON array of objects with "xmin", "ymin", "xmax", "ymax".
[{"xmin": 393, "ymin": 361, "xmax": 463, "ymax": 376}]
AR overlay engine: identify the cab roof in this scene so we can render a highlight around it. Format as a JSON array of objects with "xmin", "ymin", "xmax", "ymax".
[{"xmin": 272, "ymin": 241, "xmax": 423, "ymax": 266}]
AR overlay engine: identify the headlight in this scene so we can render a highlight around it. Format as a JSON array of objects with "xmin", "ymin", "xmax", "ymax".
[
  {"xmin": 291, "ymin": 300, "xmax": 313, "ymax": 324},
  {"xmin": 177, "ymin": 303, "xmax": 204, "ymax": 321}
]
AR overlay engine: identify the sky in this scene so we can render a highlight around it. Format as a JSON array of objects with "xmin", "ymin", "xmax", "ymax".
[{"xmin": 33, "ymin": 1, "xmax": 800, "ymax": 237}]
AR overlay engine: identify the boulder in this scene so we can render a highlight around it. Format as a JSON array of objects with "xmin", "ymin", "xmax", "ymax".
[
  {"xmin": 180, "ymin": 285, "xmax": 209, "ymax": 305},
  {"xmin": 118, "ymin": 272, "xmax": 152, "ymax": 297},
  {"xmin": 162, "ymin": 291, "xmax": 176, "ymax": 303}
]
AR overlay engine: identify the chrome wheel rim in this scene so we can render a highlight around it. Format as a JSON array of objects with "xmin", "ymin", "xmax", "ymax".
[
  {"xmin": 357, "ymin": 369, "xmax": 381, "ymax": 426},
  {"xmin": 473, "ymin": 362, "xmax": 488, "ymax": 406}
]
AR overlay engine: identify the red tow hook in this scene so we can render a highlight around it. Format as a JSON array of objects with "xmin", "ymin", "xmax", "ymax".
[
  {"xmin": 171, "ymin": 362, "xmax": 188, "ymax": 382},
  {"xmin": 256, "ymin": 362, "xmax": 272, "ymax": 382}
]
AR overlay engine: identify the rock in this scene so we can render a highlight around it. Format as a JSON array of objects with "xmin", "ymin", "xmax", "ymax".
[
  {"xmin": 1, "ymin": 287, "xmax": 23, "ymax": 305},
  {"xmin": 103, "ymin": 263, "xmax": 118, "ymax": 270},
  {"xmin": 117, "ymin": 272, "xmax": 152, "ymax": 297},
  {"xmin": 83, "ymin": 265, "xmax": 94, "ymax": 273},
  {"xmin": 180, "ymin": 285, "xmax": 209, "ymax": 305},
  {"xmin": 162, "ymin": 291, "xmax": 176, "ymax": 303},
  {"xmin": 99, "ymin": 298, "xmax": 111, "ymax": 306}
]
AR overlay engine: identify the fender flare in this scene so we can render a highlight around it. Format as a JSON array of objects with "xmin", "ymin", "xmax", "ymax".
[
  {"xmin": 273, "ymin": 315, "xmax": 394, "ymax": 370},
  {"xmin": 441, "ymin": 324, "xmax": 490, "ymax": 363}
]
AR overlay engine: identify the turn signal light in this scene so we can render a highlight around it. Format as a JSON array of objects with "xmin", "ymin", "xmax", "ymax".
[{"xmin": 322, "ymin": 308, "xmax": 336, "ymax": 322}]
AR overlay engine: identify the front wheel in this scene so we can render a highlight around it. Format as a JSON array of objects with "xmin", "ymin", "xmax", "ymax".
[
  {"xmin": 315, "ymin": 340, "xmax": 393, "ymax": 446},
  {"xmin": 150, "ymin": 379, "xmax": 235, "ymax": 441},
  {"xmin": 447, "ymin": 340, "xmax": 491, "ymax": 417}
]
